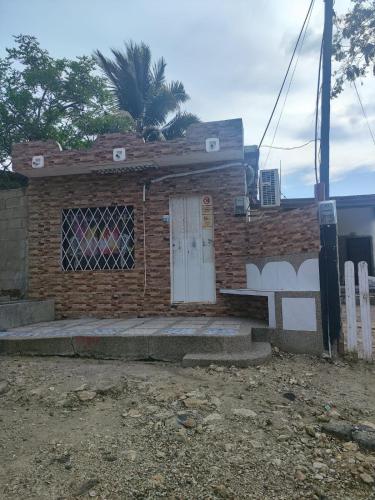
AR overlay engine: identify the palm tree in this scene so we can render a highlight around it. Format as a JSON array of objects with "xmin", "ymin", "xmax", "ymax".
[{"xmin": 95, "ymin": 42, "xmax": 199, "ymax": 141}]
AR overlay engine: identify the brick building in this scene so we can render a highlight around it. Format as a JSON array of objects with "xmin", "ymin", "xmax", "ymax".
[{"xmin": 12, "ymin": 118, "xmax": 323, "ymax": 353}]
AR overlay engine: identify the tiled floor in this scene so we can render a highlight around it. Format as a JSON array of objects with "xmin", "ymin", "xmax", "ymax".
[{"xmin": 0, "ymin": 317, "xmax": 266, "ymax": 339}]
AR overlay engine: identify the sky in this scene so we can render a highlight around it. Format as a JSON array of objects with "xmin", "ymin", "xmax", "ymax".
[{"xmin": 0, "ymin": 0, "xmax": 374, "ymax": 198}]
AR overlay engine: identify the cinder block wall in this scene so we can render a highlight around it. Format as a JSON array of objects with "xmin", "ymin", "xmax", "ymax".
[{"xmin": 0, "ymin": 188, "xmax": 28, "ymax": 298}]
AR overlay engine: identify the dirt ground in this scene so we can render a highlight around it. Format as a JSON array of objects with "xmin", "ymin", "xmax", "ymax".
[{"xmin": 0, "ymin": 352, "xmax": 375, "ymax": 500}]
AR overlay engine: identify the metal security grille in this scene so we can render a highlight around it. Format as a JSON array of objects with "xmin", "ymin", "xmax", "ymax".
[{"xmin": 61, "ymin": 206, "xmax": 135, "ymax": 271}]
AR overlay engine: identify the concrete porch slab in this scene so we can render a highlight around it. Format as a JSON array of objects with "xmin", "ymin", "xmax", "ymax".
[{"xmin": 0, "ymin": 316, "xmax": 270, "ymax": 365}]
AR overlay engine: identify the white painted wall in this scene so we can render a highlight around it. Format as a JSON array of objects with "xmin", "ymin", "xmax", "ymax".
[
  {"xmin": 246, "ymin": 258, "xmax": 320, "ymax": 292},
  {"xmin": 282, "ymin": 297, "xmax": 317, "ymax": 332}
]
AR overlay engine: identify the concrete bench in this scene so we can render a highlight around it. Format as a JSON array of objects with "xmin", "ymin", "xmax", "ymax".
[{"xmin": 220, "ymin": 288, "xmax": 276, "ymax": 328}]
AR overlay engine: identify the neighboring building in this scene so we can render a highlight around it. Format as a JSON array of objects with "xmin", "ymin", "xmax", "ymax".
[
  {"xmin": 10, "ymin": 119, "xmax": 323, "ymax": 354},
  {"xmin": 282, "ymin": 195, "xmax": 375, "ymax": 283},
  {"xmin": 336, "ymin": 195, "xmax": 375, "ymax": 283}
]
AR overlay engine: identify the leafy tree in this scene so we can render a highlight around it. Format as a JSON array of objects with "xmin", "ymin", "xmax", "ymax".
[
  {"xmin": 333, "ymin": 0, "xmax": 375, "ymax": 96},
  {"xmin": 0, "ymin": 35, "xmax": 133, "ymax": 167},
  {"xmin": 95, "ymin": 41, "xmax": 199, "ymax": 141}
]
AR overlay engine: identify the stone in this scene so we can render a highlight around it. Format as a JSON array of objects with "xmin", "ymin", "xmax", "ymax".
[
  {"xmin": 77, "ymin": 391, "xmax": 97, "ymax": 402},
  {"xmin": 74, "ymin": 383, "xmax": 88, "ymax": 392},
  {"xmin": 30, "ymin": 388, "xmax": 43, "ymax": 397},
  {"xmin": 232, "ymin": 408, "xmax": 257, "ymax": 419},
  {"xmin": 358, "ymin": 421, "xmax": 375, "ymax": 431},
  {"xmin": 76, "ymin": 479, "xmax": 99, "ymax": 496},
  {"xmin": 295, "ymin": 470, "xmax": 306, "ymax": 481},
  {"xmin": 317, "ymin": 414, "xmax": 330, "ymax": 423},
  {"xmin": 211, "ymin": 396, "xmax": 222, "ymax": 407},
  {"xmin": 313, "ymin": 461, "xmax": 328, "ymax": 471},
  {"xmin": 177, "ymin": 414, "xmax": 196, "ymax": 429},
  {"xmin": 125, "ymin": 409, "xmax": 142, "ymax": 418},
  {"xmin": 343, "ymin": 441, "xmax": 358, "ymax": 452},
  {"xmin": 283, "ymin": 392, "xmax": 296, "ymax": 402},
  {"xmin": 102, "ymin": 452, "xmax": 117, "ymax": 462},
  {"xmin": 212, "ymin": 483, "xmax": 231, "ymax": 498},
  {"xmin": 0, "ymin": 380, "xmax": 9, "ymax": 395},
  {"xmin": 94, "ymin": 382, "xmax": 121, "ymax": 396},
  {"xmin": 360, "ymin": 472, "xmax": 374, "ymax": 485},
  {"xmin": 124, "ymin": 450, "xmax": 137, "ymax": 462},
  {"xmin": 150, "ymin": 474, "xmax": 164, "ymax": 487},
  {"xmin": 321, "ymin": 421, "xmax": 353, "ymax": 441},
  {"xmin": 277, "ymin": 434, "xmax": 291, "ymax": 442},
  {"xmin": 203, "ymin": 413, "xmax": 223, "ymax": 424},
  {"xmin": 352, "ymin": 430, "xmax": 375, "ymax": 451},
  {"xmin": 327, "ymin": 409, "xmax": 341, "ymax": 419},
  {"xmin": 305, "ymin": 425, "xmax": 317, "ymax": 438},
  {"xmin": 183, "ymin": 398, "xmax": 208, "ymax": 409}
]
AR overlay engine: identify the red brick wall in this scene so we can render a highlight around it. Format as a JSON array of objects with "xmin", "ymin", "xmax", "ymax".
[
  {"xmin": 27, "ymin": 164, "xmax": 250, "ymax": 318},
  {"xmin": 248, "ymin": 205, "xmax": 320, "ymax": 258},
  {"xmin": 12, "ymin": 119, "xmax": 243, "ymax": 176}
]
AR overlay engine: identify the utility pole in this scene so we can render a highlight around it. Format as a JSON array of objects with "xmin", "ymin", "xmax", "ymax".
[
  {"xmin": 318, "ymin": 0, "xmax": 341, "ymax": 357},
  {"xmin": 320, "ymin": 0, "xmax": 334, "ymax": 200}
]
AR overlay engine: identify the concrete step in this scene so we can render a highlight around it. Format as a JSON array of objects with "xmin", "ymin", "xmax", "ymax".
[
  {"xmin": 0, "ymin": 299, "xmax": 55, "ymax": 330},
  {"xmin": 181, "ymin": 342, "xmax": 272, "ymax": 368}
]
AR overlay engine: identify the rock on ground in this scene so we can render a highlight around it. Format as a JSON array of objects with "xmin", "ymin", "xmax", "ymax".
[{"xmin": 0, "ymin": 355, "xmax": 374, "ymax": 499}]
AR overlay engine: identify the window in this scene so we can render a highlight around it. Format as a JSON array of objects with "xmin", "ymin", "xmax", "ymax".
[{"xmin": 61, "ymin": 206, "xmax": 135, "ymax": 271}]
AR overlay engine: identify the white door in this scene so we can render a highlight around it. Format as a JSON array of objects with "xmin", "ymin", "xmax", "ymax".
[{"xmin": 170, "ymin": 195, "xmax": 216, "ymax": 303}]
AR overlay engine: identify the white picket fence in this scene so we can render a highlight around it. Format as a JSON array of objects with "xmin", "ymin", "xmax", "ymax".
[{"xmin": 344, "ymin": 261, "xmax": 374, "ymax": 361}]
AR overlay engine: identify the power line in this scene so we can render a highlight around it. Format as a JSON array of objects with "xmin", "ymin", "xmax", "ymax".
[
  {"xmin": 258, "ymin": 0, "xmax": 315, "ymax": 149},
  {"xmin": 353, "ymin": 80, "xmax": 375, "ymax": 147},
  {"xmin": 260, "ymin": 139, "xmax": 318, "ymax": 150},
  {"xmin": 262, "ymin": 0, "xmax": 315, "ymax": 168}
]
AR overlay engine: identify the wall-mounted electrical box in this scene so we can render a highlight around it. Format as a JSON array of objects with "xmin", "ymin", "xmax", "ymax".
[
  {"xmin": 31, "ymin": 156, "xmax": 44, "ymax": 168},
  {"xmin": 319, "ymin": 200, "xmax": 337, "ymax": 225},
  {"xmin": 205, "ymin": 137, "xmax": 220, "ymax": 152},
  {"xmin": 113, "ymin": 147, "xmax": 126, "ymax": 161},
  {"xmin": 234, "ymin": 196, "xmax": 249, "ymax": 216}
]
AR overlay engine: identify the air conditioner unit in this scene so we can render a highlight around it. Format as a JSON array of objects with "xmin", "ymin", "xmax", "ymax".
[{"xmin": 259, "ymin": 169, "xmax": 280, "ymax": 207}]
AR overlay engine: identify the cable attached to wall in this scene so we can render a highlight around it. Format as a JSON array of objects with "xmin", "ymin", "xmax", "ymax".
[{"xmin": 142, "ymin": 184, "xmax": 147, "ymax": 297}]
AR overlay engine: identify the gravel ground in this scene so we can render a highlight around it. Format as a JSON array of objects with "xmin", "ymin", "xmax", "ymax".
[{"xmin": 0, "ymin": 352, "xmax": 375, "ymax": 499}]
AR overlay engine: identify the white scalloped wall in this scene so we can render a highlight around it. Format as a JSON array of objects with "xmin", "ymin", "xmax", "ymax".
[{"xmin": 246, "ymin": 259, "xmax": 320, "ymax": 291}]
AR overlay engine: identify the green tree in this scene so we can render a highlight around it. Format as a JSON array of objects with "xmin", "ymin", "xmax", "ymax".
[
  {"xmin": 333, "ymin": 0, "xmax": 375, "ymax": 96},
  {"xmin": 95, "ymin": 41, "xmax": 199, "ymax": 141},
  {"xmin": 0, "ymin": 34, "xmax": 133, "ymax": 167}
]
